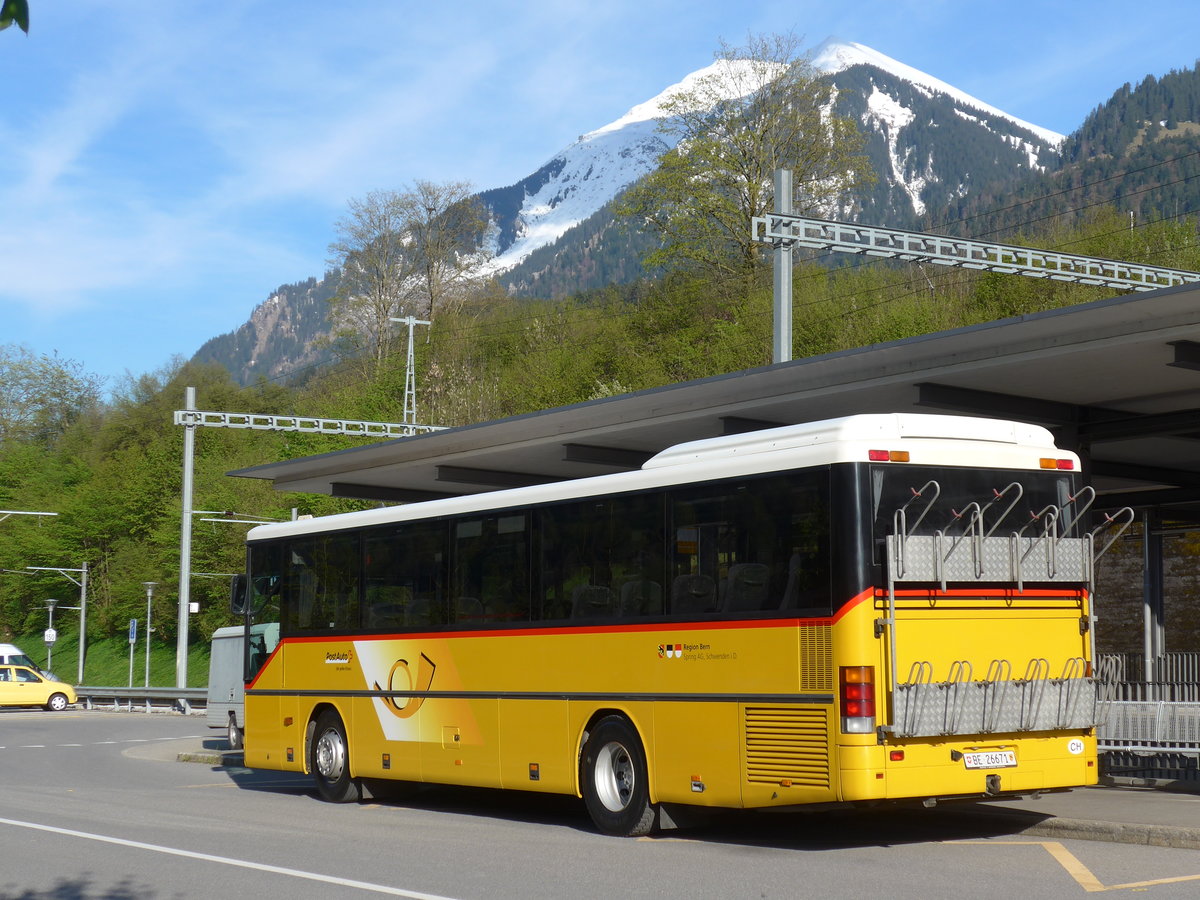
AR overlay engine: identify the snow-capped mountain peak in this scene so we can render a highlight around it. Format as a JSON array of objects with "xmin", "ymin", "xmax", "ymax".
[
  {"xmin": 587, "ymin": 57, "xmax": 781, "ymax": 139},
  {"xmin": 811, "ymin": 38, "xmax": 1064, "ymax": 146},
  {"xmin": 480, "ymin": 57, "xmax": 782, "ymax": 274},
  {"xmin": 479, "ymin": 38, "xmax": 1065, "ymax": 276}
]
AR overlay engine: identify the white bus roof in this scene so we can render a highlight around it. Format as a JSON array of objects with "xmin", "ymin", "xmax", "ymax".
[
  {"xmin": 246, "ymin": 414, "xmax": 1071, "ymax": 542},
  {"xmin": 644, "ymin": 413, "xmax": 1056, "ymax": 469}
]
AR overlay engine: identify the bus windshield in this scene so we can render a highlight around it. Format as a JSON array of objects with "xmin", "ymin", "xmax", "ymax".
[
  {"xmin": 870, "ymin": 464, "xmax": 1082, "ymax": 547},
  {"xmin": 245, "ymin": 542, "xmax": 283, "ymax": 681}
]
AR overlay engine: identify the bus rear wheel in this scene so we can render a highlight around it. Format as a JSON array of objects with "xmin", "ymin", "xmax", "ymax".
[
  {"xmin": 580, "ymin": 715, "xmax": 655, "ymax": 836},
  {"xmin": 311, "ymin": 710, "xmax": 362, "ymax": 803}
]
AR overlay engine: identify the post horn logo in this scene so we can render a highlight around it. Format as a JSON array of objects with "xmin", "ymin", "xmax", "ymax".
[{"xmin": 374, "ymin": 652, "xmax": 436, "ymax": 718}]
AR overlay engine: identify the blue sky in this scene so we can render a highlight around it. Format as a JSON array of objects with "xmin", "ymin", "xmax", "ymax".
[{"xmin": 2, "ymin": 0, "xmax": 1197, "ymax": 390}]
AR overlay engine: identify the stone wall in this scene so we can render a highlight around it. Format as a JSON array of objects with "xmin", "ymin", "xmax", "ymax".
[{"xmin": 1094, "ymin": 524, "xmax": 1200, "ymax": 656}]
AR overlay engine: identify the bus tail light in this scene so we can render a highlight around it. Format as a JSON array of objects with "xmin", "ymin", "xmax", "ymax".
[
  {"xmin": 841, "ymin": 666, "xmax": 876, "ymax": 734},
  {"xmin": 869, "ymin": 450, "xmax": 910, "ymax": 462},
  {"xmin": 1040, "ymin": 458, "xmax": 1075, "ymax": 470}
]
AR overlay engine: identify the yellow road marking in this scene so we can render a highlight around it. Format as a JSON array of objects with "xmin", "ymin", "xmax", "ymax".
[
  {"xmin": 956, "ymin": 840, "xmax": 1200, "ymax": 893},
  {"xmin": 1105, "ymin": 873, "xmax": 1200, "ymax": 891}
]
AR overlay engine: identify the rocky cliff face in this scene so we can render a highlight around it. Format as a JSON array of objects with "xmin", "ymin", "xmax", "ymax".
[{"xmin": 191, "ymin": 276, "xmax": 338, "ymax": 384}]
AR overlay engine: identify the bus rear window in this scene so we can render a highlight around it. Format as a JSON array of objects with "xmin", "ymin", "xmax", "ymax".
[{"xmin": 870, "ymin": 464, "xmax": 1083, "ymax": 552}]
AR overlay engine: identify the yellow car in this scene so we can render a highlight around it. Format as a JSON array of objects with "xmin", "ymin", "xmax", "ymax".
[{"xmin": 0, "ymin": 665, "xmax": 77, "ymax": 711}]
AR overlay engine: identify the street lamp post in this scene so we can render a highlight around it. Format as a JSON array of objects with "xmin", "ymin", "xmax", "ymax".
[
  {"xmin": 143, "ymin": 582, "xmax": 156, "ymax": 687},
  {"xmin": 44, "ymin": 599, "xmax": 58, "ymax": 670}
]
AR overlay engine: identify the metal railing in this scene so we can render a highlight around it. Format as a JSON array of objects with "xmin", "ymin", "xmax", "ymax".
[
  {"xmin": 1100, "ymin": 651, "xmax": 1200, "ymax": 689},
  {"xmin": 76, "ymin": 686, "xmax": 207, "ymax": 715},
  {"xmin": 1097, "ymin": 653, "xmax": 1200, "ymax": 768}
]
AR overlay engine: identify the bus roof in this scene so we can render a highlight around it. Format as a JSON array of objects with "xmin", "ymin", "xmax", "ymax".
[
  {"xmin": 245, "ymin": 414, "xmax": 1070, "ymax": 542},
  {"xmin": 643, "ymin": 413, "xmax": 1056, "ymax": 470}
]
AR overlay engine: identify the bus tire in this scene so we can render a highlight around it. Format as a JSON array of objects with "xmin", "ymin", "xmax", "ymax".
[
  {"xmin": 311, "ymin": 710, "xmax": 362, "ymax": 803},
  {"xmin": 580, "ymin": 715, "xmax": 655, "ymax": 837}
]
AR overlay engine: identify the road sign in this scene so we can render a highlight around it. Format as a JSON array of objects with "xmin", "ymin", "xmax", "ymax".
[
  {"xmin": 44, "ymin": 627, "xmax": 57, "ymax": 645},
  {"xmin": 129, "ymin": 618, "xmax": 138, "ymax": 645}
]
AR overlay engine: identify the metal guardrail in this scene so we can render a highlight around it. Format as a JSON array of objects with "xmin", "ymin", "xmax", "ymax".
[{"xmin": 76, "ymin": 686, "xmax": 207, "ymax": 715}]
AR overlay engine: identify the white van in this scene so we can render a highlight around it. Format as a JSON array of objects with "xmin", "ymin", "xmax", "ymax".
[
  {"xmin": 0, "ymin": 643, "xmax": 44, "ymax": 671},
  {"xmin": 207, "ymin": 626, "xmax": 245, "ymax": 750}
]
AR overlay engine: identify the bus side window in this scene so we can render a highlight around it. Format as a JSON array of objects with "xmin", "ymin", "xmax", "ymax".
[
  {"xmin": 453, "ymin": 514, "xmax": 530, "ymax": 625},
  {"xmin": 668, "ymin": 470, "xmax": 832, "ymax": 618},
  {"xmin": 364, "ymin": 522, "xmax": 447, "ymax": 630},
  {"xmin": 608, "ymin": 493, "xmax": 665, "ymax": 619},
  {"xmin": 284, "ymin": 534, "xmax": 360, "ymax": 634}
]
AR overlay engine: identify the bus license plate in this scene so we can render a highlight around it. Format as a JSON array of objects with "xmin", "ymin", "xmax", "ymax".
[{"xmin": 963, "ymin": 751, "xmax": 1017, "ymax": 770}]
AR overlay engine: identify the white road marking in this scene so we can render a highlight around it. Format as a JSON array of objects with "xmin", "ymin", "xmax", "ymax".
[
  {"xmin": 0, "ymin": 815, "xmax": 459, "ymax": 899},
  {"xmin": 1, "ymin": 735, "xmax": 209, "ymax": 751}
]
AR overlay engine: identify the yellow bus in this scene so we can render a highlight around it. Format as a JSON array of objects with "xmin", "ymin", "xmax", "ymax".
[{"xmin": 234, "ymin": 413, "xmax": 1126, "ymax": 835}]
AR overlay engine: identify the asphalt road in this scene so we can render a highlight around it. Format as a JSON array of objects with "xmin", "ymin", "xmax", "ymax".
[{"xmin": 2, "ymin": 709, "xmax": 1200, "ymax": 898}]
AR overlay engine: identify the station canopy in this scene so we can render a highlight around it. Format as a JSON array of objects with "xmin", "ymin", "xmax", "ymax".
[{"xmin": 231, "ymin": 282, "xmax": 1200, "ymax": 519}]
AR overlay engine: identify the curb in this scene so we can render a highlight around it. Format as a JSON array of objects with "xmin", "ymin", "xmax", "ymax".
[
  {"xmin": 177, "ymin": 750, "xmax": 244, "ymax": 766},
  {"xmin": 1015, "ymin": 815, "xmax": 1200, "ymax": 851},
  {"xmin": 938, "ymin": 803, "xmax": 1200, "ymax": 852}
]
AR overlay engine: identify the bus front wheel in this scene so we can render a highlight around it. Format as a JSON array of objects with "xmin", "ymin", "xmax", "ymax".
[
  {"xmin": 580, "ymin": 715, "xmax": 655, "ymax": 837},
  {"xmin": 311, "ymin": 710, "xmax": 362, "ymax": 803}
]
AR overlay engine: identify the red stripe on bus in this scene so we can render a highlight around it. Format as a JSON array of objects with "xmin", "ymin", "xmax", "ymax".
[
  {"xmin": 875, "ymin": 587, "xmax": 1083, "ymax": 600},
  {"xmin": 248, "ymin": 586, "xmax": 880, "ymax": 679},
  {"xmin": 281, "ymin": 617, "xmax": 833, "ymax": 644}
]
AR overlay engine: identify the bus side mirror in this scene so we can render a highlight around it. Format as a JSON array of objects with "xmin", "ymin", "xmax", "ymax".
[{"xmin": 230, "ymin": 574, "xmax": 248, "ymax": 615}]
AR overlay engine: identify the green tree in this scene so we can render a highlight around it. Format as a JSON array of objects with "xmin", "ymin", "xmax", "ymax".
[
  {"xmin": 617, "ymin": 32, "xmax": 874, "ymax": 278},
  {"xmin": 0, "ymin": 345, "xmax": 104, "ymax": 448},
  {"xmin": 0, "ymin": 0, "xmax": 28, "ymax": 34}
]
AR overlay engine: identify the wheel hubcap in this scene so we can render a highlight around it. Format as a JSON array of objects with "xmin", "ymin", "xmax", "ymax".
[
  {"xmin": 594, "ymin": 741, "xmax": 634, "ymax": 812},
  {"xmin": 315, "ymin": 728, "xmax": 346, "ymax": 781}
]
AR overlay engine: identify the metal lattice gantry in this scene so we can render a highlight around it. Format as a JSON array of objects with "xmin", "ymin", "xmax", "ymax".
[
  {"xmin": 170, "ymin": 397, "xmax": 444, "ymax": 691},
  {"xmin": 171, "ymin": 409, "xmax": 445, "ymax": 437},
  {"xmin": 751, "ymin": 211, "xmax": 1200, "ymax": 293},
  {"xmin": 0, "ymin": 510, "xmax": 57, "ymax": 524},
  {"xmin": 389, "ymin": 315, "xmax": 432, "ymax": 427}
]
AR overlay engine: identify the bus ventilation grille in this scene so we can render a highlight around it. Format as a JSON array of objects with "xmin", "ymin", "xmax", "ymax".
[
  {"xmin": 744, "ymin": 707, "xmax": 830, "ymax": 787},
  {"xmin": 799, "ymin": 626, "xmax": 833, "ymax": 692}
]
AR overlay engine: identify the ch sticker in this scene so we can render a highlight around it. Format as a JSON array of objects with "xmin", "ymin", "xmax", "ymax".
[{"xmin": 374, "ymin": 653, "xmax": 436, "ymax": 719}]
